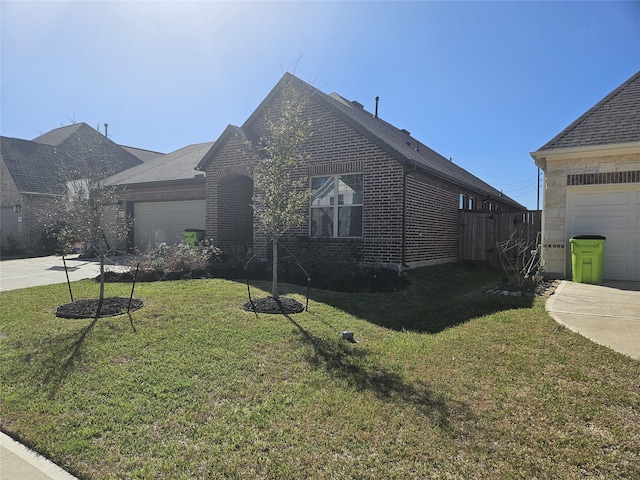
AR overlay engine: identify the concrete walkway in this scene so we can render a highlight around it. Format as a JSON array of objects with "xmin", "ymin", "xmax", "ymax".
[
  {"xmin": 0, "ymin": 255, "xmax": 101, "ymax": 292},
  {"xmin": 0, "ymin": 432, "xmax": 78, "ymax": 480},
  {"xmin": 546, "ymin": 280, "xmax": 640, "ymax": 360}
]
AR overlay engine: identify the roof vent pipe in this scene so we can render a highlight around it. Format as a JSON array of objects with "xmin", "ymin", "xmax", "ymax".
[
  {"xmin": 375, "ymin": 96, "xmax": 379, "ymax": 118},
  {"xmin": 104, "ymin": 123, "xmax": 109, "ymax": 138}
]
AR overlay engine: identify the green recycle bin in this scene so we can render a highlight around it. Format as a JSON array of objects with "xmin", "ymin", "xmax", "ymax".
[
  {"xmin": 183, "ymin": 229, "xmax": 206, "ymax": 247},
  {"xmin": 569, "ymin": 235, "xmax": 606, "ymax": 284}
]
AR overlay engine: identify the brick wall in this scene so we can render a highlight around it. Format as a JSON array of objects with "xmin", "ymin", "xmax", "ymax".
[
  {"xmin": 405, "ymin": 171, "xmax": 459, "ymax": 266},
  {"xmin": 203, "ymin": 134, "xmax": 256, "ymax": 249},
  {"xmin": 205, "ymin": 86, "xmax": 523, "ymax": 268}
]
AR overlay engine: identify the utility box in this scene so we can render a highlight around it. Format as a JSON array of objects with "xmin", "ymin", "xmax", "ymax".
[
  {"xmin": 569, "ymin": 235, "xmax": 606, "ymax": 284},
  {"xmin": 183, "ymin": 229, "xmax": 206, "ymax": 247}
]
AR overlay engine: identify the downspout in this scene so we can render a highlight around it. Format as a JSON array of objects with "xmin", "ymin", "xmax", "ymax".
[{"xmin": 402, "ymin": 165, "xmax": 417, "ymax": 267}]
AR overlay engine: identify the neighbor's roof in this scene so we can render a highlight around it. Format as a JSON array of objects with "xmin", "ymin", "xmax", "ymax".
[
  {"xmin": 121, "ymin": 145, "xmax": 165, "ymax": 163},
  {"xmin": 536, "ymin": 70, "xmax": 640, "ymax": 152},
  {"xmin": 1, "ymin": 123, "xmax": 143, "ymax": 195},
  {"xmin": 107, "ymin": 142, "xmax": 214, "ymax": 185},
  {"xmin": 200, "ymin": 73, "xmax": 523, "ymax": 209},
  {"xmin": 32, "ymin": 123, "xmax": 84, "ymax": 145}
]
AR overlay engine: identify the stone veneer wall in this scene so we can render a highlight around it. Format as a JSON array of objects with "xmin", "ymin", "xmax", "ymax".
[{"xmin": 541, "ymin": 151, "xmax": 640, "ymax": 277}]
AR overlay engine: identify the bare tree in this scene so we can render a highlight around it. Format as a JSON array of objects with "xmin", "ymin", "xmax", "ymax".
[
  {"xmin": 252, "ymin": 77, "xmax": 313, "ymax": 298},
  {"xmin": 42, "ymin": 130, "xmax": 131, "ymax": 314}
]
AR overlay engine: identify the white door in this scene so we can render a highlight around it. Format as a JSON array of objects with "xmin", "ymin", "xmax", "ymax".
[
  {"xmin": 566, "ymin": 184, "xmax": 640, "ymax": 281},
  {"xmin": 133, "ymin": 200, "xmax": 205, "ymax": 252}
]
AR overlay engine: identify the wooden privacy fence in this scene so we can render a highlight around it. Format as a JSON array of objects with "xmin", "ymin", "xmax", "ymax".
[{"xmin": 458, "ymin": 210, "xmax": 541, "ymax": 268}]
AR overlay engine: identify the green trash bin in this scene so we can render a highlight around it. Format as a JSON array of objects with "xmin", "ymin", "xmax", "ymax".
[
  {"xmin": 183, "ymin": 229, "xmax": 206, "ymax": 247},
  {"xmin": 569, "ymin": 235, "xmax": 606, "ymax": 283}
]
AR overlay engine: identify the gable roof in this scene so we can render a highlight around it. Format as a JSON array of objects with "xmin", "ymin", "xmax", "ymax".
[
  {"xmin": 32, "ymin": 123, "xmax": 85, "ymax": 145},
  {"xmin": 195, "ymin": 125, "xmax": 248, "ymax": 171},
  {"xmin": 198, "ymin": 73, "xmax": 524, "ymax": 209},
  {"xmin": 108, "ymin": 142, "xmax": 213, "ymax": 185},
  {"xmin": 1, "ymin": 123, "xmax": 143, "ymax": 195},
  {"xmin": 536, "ymin": 70, "xmax": 640, "ymax": 152}
]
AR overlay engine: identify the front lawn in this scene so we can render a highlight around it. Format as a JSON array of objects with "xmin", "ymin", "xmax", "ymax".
[{"xmin": 1, "ymin": 264, "xmax": 638, "ymax": 479}]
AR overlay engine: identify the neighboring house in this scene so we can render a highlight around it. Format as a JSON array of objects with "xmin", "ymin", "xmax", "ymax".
[
  {"xmin": 0, "ymin": 123, "xmax": 144, "ymax": 251},
  {"xmin": 107, "ymin": 142, "xmax": 213, "ymax": 251},
  {"xmin": 197, "ymin": 73, "xmax": 524, "ymax": 269},
  {"xmin": 531, "ymin": 70, "xmax": 640, "ymax": 281}
]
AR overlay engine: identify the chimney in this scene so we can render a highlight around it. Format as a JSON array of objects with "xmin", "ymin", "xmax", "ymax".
[{"xmin": 375, "ymin": 96, "xmax": 379, "ymax": 118}]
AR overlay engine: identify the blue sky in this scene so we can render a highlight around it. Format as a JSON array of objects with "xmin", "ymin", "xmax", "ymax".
[{"xmin": 1, "ymin": 1, "xmax": 638, "ymax": 209}]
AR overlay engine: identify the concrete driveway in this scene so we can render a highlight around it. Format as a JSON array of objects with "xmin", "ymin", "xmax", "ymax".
[
  {"xmin": 0, "ymin": 255, "xmax": 101, "ymax": 292},
  {"xmin": 546, "ymin": 280, "xmax": 640, "ymax": 360}
]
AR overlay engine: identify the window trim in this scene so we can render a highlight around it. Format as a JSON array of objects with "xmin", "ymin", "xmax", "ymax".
[{"xmin": 309, "ymin": 173, "xmax": 363, "ymax": 238}]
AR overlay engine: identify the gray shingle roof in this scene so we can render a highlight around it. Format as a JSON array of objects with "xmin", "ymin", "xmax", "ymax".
[
  {"xmin": 32, "ymin": 123, "xmax": 84, "ymax": 145},
  {"xmin": 320, "ymin": 90, "xmax": 523, "ymax": 208},
  {"xmin": 537, "ymin": 70, "xmax": 640, "ymax": 151},
  {"xmin": 1, "ymin": 123, "xmax": 143, "ymax": 195},
  {"xmin": 108, "ymin": 142, "xmax": 214, "ymax": 185},
  {"xmin": 287, "ymin": 74, "xmax": 523, "ymax": 209},
  {"xmin": 200, "ymin": 73, "xmax": 524, "ymax": 209},
  {"xmin": 121, "ymin": 146, "xmax": 165, "ymax": 163}
]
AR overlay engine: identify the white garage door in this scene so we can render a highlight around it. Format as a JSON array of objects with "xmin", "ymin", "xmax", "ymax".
[
  {"xmin": 133, "ymin": 200, "xmax": 205, "ymax": 252},
  {"xmin": 566, "ymin": 184, "xmax": 640, "ymax": 281}
]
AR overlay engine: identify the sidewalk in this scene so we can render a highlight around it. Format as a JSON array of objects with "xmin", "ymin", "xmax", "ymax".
[{"xmin": 0, "ymin": 432, "xmax": 79, "ymax": 480}]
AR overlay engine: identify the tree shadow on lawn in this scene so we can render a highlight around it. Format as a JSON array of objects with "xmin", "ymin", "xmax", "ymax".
[
  {"xmin": 305, "ymin": 265, "xmax": 535, "ymax": 334},
  {"xmin": 284, "ymin": 313, "xmax": 471, "ymax": 431},
  {"xmin": 32, "ymin": 312, "xmax": 137, "ymax": 399}
]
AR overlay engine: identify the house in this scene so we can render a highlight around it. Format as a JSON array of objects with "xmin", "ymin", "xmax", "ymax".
[
  {"xmin": 531, "ymin": 70, "xmax": 640, "ymax": 281},
  {"xmin": 196, "ymin": 73, "xmax": 524, "ymax": 269},
  {"xmin": 1, "ymin": 123, "xmax": 148, "ymax": 252},
  {"xmin": 107, "ymin": 142, "xmax": 213, "ymax": 251}
]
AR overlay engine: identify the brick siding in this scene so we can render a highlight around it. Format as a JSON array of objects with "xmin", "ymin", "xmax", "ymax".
[{"xmin": 205, "ymin": 88, "xmax": 520, "ymax": 267}]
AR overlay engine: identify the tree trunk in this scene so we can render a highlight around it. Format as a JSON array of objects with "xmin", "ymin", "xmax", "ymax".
[
  {"xmin": 97, "ymin": 253, "xmax": 105, "ymax": 316},
  {"xmin": 272, "ymin": 237, "xmax": 279, "ymax": 299}
]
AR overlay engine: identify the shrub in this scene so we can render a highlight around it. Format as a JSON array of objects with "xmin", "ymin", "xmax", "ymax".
[
  {"xmin": 128, "ymin": 240, "xmax": 221, "ymax": 280},
  {"xmin": 280, "ymin": 238, "xmax": 406, "ymax": 292}
]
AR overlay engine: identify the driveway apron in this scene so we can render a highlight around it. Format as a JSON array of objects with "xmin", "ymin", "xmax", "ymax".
[{"xmin": 546, "ymin": 280, "xmax": 640, "ymax": 360}]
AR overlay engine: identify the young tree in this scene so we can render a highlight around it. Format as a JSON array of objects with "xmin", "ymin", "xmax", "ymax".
[
  {"xmin": 253, "ymin": 78, "xmax": 313, "ymax": 299},
  {"xmin": 43, "ymin": 128, "xmax": 131, "ymax": 315}
]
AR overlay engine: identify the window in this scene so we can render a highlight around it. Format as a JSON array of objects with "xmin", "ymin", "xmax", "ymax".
[{"xmin": 310, "ymin": 174, "xmax": 363, "ymax": 237}]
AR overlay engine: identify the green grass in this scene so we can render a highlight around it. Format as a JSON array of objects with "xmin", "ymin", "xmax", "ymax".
[{"xmin": 1, "ymin": 264, "xmax": 638, "ymax": 479}]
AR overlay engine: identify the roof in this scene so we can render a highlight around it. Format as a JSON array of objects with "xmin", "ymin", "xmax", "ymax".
[
  {"xmin": 1, "ymin": 136, "xmax": 61, "ymax": 194},
  {"xmin": 1, "ymin": 123, "xmax": 143, "ymax": 195},
  {"xmin": 108, "ymin": 142, "xmax": 214, "ymax": 185},
  {"xmin": 536, "ymin": 70, "xmax": 640, "ymax": 152},
  {"xmin": 199, "ymin": 73, "xmax": 524, "ymax": 209},
  {"xmin": 121, "ymin": 145, "xmax": 165, "ymax": 163},
  {"xmin": 32, "ymin": 123, "xmax": 84, "ymax": 145}
]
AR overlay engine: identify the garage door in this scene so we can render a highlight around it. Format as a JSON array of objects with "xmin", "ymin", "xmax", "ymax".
[
  {"xmin": 133, "ymin": 200, "xmax": 205, "ymax": 252},
  {"xmin": 566, "ymin": 184, "xmax": 640, "ymax": 281}
]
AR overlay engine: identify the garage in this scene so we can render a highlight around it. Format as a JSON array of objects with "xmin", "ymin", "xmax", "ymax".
[
  {"xmin": 566, "ymin": 184, "xmax": 640, "ymax": 281},
  {"xmin": 133, "ymin": 200, "xmax": 205, "ymax": 252}
]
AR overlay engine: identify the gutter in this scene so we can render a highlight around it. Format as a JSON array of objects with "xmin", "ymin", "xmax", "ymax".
[{"xmin": 530, "ymin": 140, "xmax": 640, "ymax": 168}]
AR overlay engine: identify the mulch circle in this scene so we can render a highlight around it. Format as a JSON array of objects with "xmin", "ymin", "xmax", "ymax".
[
  {"xmin": 55, "ymin": 297, "xmax": 144, "ymax": 319},
  {"xmin": 243, "ymin": 296, "xmax": 305, "ymax": 314}
]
